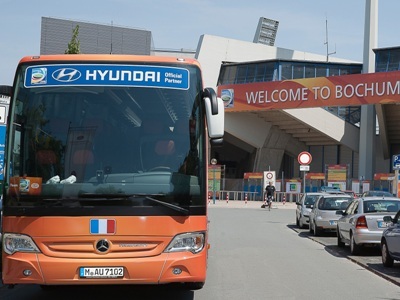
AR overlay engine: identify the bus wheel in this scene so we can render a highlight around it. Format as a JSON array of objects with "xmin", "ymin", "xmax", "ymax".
[
  {"xmin": 183, "ymin": 282, "xmax": 205, "ymax": 290},
  {"xmin": 40, "ymin": 285, "xmax": 58, "ymax": 291}
]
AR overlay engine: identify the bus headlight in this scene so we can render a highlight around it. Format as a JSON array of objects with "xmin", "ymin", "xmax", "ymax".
[
  {"xmin": 3, "ymin": 233, "xmax": 40, "ymax": 255},
  {"xmin": 164, "ymin": 232, "xmax": 205, "ymax": 254}
]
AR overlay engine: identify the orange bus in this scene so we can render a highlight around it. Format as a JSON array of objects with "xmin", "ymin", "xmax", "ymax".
[{"xmin": 1, "ymin": 55, "xmax": 224, "ymax": 289}]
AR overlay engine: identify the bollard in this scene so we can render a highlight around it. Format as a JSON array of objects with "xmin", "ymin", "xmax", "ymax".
[
  {"xmin": 245, "ymin": 193, "xmax": 248, "ymax": 205},
  {"xmin": 208, "ymin": 192, "xmax": 211, "ymax": 205},
  {"xmin": 226, "ymin": 193, "xmax": 229, "ymax": 204},
  {"xmin": 283, "ymin": 194, "xmax": 286, "ymax": 205}
]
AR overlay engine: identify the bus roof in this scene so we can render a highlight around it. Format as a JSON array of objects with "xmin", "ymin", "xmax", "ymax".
[{"xmin": 18, "ymin": 54, "xmax": 201, "ymax": 67}]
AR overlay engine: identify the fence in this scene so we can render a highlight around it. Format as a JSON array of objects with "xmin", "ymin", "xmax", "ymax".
[
  {"xmin": 216, "ymin": 190, "xmax": 302, "ymax": 203},
  {"xmin": 216, "ymin": 178, "xmax": 303, "ymax": 202},
  {"xmin": 214, "ymin": 177, "xmax": 392, "ymax": 203}
]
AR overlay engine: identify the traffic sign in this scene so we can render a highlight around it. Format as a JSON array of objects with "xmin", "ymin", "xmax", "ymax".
[
  {"xmin": 266, "ymin": 172, "xmax": 274, "ymax": 180},
  {"xmin": 263, "ymin": 171, "xmax": 276, "ymax": 188},
  {"xmin": 298, "ymin": 151, "xmax": 312, "ymax": 165},
  {"xmin": 393, "ymin": 154, "xmax": 400, "ymax": 170},
  {"xmin": 300, "ymin": 165, "xmax": 310, "ymax": 171}
]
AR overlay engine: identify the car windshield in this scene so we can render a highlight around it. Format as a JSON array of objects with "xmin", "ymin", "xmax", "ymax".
[
  {"xmin": 363, "ymin": 200, "xmax": 400, "ymax": 213},
  {"xmin": 304, "ymin": 195, "xmax": 320, "ymax": 206},
  {"xmin": 5, "ymin": 62, "xmax": 206, "ymax": 212},
  {"xmin": 318, "ymin": 197, "xmax": 351, "ymax": 210},
  {"xmin": 363, "ymin": 191, "xmax": 392, "ymax": 197}
]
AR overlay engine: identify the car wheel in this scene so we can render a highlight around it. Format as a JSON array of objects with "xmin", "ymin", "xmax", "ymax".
[
  {"xmin": 314, "ymin": 222, "xmax": 321, "ymax": 236},
  {"xmin": 337, "ymin": 228, "xmax": 345, "ymax": 248},
  {"xmin": 309, "ymin": 219, "xmax": 314, "ymax": 234},
  {"xmin": 350, "ymin": 233, "xmax": 361, "ymax": 255},
  {"xmin": 381, "ymin": 240, "xmax": 394, "ymax": 267},
  {"xmin": 299, "ymin": 217, "xmax": 305, "ymax": 229}
]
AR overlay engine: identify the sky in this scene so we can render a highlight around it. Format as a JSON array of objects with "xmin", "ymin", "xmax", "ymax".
[{"xmin": 1, "ymin": 0, "xmax": 400, "ymax": 85}]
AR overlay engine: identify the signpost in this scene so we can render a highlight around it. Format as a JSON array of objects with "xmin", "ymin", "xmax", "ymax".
[
  {"xmin": 393, "ymin": 155, "xmax": 400, "ymax": 197},
  {"xmin": 298, "ymin": 151, "xmax": 312, "ymax": 193},
  {"xmin": 211, "ymin": 158, "xmax": 217, "ymax": 204}
]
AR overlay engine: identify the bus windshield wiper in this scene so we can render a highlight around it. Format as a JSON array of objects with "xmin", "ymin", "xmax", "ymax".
[
  {"xmin": 78, "ymin": 193, "xmax": 132, "ymax": 199},
  {"xmin": 77, "ymin": 193, "xmax": 189, "ymax": 215},
  {"xmin": 145, "ymin": 196, "xmax": 189, "ymax": 216}
]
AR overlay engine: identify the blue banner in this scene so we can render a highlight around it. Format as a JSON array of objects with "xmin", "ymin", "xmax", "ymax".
[{"xmin": 24, "ymin": 64, "xmax": 190, "ymax": 90}]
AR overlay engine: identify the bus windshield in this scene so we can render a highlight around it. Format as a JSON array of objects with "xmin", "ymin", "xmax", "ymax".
[{"xmin": 5, "ymin": 62, "xmax": 206, "ymax": 216}]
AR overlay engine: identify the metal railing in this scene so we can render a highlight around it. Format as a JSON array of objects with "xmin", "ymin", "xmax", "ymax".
[{"xmin": 213, "ymin": 190, "xmax": 303, "ymax": 203}]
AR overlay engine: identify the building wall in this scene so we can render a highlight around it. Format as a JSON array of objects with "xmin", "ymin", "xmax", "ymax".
[
  {"xmin": 195, "ymin": 34, "xmax": 359, "ymax": 90},
  {"xmin": 41, "ymin": 17, "xmax": 152, "ymax": 55}
]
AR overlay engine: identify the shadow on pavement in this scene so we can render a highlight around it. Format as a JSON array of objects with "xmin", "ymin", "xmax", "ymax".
[{"xmin": 1, "ymin": 284, "xmax": 195, "ymax": 300}]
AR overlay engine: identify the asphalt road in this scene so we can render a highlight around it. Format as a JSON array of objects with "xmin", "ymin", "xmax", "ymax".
[
  {"xmin": 222, "ymin": 200, "xmax": 400, "ymax": 287},
  {"xmin": 293, "ymin": 222, "xmax": 400, "ymax": 287}
]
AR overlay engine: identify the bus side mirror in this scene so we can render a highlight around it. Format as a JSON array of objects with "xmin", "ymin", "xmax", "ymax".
[
  {"xmin": 203, "ymin": 87, "xmax": 224, "ymax": 144},
  {"xmin": 0, "ymin": 85, "xmax": 12, "ymax": 98}
]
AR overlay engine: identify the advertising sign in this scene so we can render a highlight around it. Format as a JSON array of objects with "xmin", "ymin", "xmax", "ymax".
[
  {"xmin": 218, "ymin": 71, "xmax": 400, "ymax": 112},
  {"xmin": 25, "ymin": 65, "xmax": 190, "ymax": 90},
  {"xmin": 327, "ymin": 165, "xmax": 347, "ymax": 182},
  {"xmin": 285, "ymin": 181, "xmax": 301, "ymax": 193},
  {"xmin": 0, "ymin": 94, "xmax": 10, "ymax": 180},
  {"xmin": 208, "ymin": 165, "xmax": 222, "ymax": 195}
]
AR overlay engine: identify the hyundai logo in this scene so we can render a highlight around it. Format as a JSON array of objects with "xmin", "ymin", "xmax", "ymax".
[
  {"xmin": 95, "ymin": 239, "xmax": 110, "ymax": 253},
  {"xmin": 52, "ymin": 68, "xmax": 81, "ymax": 82}
]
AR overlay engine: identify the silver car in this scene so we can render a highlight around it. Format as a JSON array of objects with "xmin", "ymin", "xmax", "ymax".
[
  {"xmin": 309, "ymin": 193, "xmax": 353, "ymax": 236},
  {"xmin": 296, "ymin": 192, "xmax": 323, "ymax": 229},
  {"xmin": 381, "ymin": 209, "xmax": 400, "ymax": 267},
  {"xmin": 337, "ymin": 196, "xmax": 400, "ymax": 255},
  {"xmin": 361, "ymin": 190, "xmax": 393, "ymax": 197}
]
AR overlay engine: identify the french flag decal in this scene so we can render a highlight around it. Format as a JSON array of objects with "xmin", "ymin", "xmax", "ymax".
[{"xmin": 90, "ymin": 219, "xmax": 116, "ymax": 234}]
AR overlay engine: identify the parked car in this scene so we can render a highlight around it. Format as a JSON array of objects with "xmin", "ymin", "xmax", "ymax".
[
  {"xmin": 319, "ymin": 186, "xmax": 343, "ymax": 194},
  {"xmin": 296, "ymin": 192, "xmax": 323, "ymax": 229},
  {"xmin": 336, "ymin": 196, "xmax": 400, "ymax": 255},
  {"xmin": 309, "ymin": 193, "xmax": 353, "ymax": 236},
  {"xmin": 342, "ymin": 190, "xmax": 358, "ymax": 198},
  {"xmin": 381, "ymin": 209, "xmax": 400, "ymax": 267},
  {"xmin": 361, "ymin": 190, "xmax": 393, "ymax": 197}
]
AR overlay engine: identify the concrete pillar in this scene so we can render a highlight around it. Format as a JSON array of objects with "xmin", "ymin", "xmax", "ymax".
[
  {"xmin": 256, "ymin": 147, "xmax": 285, "ymax": 173},
  {"xmin": 359, "ymin": 0, "xmax": 378, "ymax": 181},
  {"xmin": 254, "ymin": 126, "xmax": 289, "ymax": 173}
]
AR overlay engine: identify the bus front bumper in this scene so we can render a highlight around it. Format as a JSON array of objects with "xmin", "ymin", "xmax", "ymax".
[{"xmin": 2, "ymin": 251, "xmax": 207, "ymax": 286}]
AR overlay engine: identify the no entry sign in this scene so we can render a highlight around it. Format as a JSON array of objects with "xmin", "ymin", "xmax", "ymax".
[{"xmin": 298, "ymin": 151, "xmax": 312, "ymax": 165}]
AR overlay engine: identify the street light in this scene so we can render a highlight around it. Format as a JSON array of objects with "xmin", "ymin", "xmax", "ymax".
[{"xmin": 211, "ymin": 158, "xmax": 217, "ymax": 204}]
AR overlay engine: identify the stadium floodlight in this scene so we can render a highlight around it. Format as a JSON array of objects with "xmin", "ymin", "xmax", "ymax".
[{"xmin": 253, "ymin": 17, "xmax": 279, "ymax": 46}]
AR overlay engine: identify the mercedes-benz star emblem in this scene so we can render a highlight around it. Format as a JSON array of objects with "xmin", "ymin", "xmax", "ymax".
[{"xmin": 96, "ymin": 239, "xmax": 110, "ymax": 253}]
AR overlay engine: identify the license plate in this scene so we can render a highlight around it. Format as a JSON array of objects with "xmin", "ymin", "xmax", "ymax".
[
  {"xmin": 329, "ymin": 220, "xmax": 337, "ymax": 226},
  {"xmin": 378, "ymin": 221, "xmax": 389, "ymax": 228},
  {"xmin": 79, "ymin": 267, "xmax": 124, "ymax": 279}
]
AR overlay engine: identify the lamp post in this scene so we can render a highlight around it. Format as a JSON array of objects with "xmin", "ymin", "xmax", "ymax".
[{"xmin": 211, "ymin": 158, "xmax": 217, "ymax": 204}]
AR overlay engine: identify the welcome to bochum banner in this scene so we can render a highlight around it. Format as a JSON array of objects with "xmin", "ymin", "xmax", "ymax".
[{"xmin": 218, "ymin": 71, "xmax": 400, "ymax": 111}]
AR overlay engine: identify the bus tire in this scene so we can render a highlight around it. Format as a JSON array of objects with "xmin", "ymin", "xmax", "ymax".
[{"xmin": 183, "ymin": 282, "xmax": 205, "ymax": 290}]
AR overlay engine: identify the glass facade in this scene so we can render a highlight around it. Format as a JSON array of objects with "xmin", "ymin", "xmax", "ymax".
[
  {"xmin": 218, "ymin": 60, "xmax": 362, "ymax": 85},
  {"xmin": 375, "ymin": 47, "xmax": 400, "ymax": 72}
]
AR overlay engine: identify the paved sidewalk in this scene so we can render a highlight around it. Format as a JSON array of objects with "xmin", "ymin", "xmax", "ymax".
[{"xmin": 207, "ymin": 199, "xmax": 296, "ymax": 210}]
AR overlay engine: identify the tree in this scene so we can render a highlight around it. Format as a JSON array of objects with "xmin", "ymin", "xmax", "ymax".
[{"xmin": 65, "ymin": 25, "xmax": 80, "ymax": 54}]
